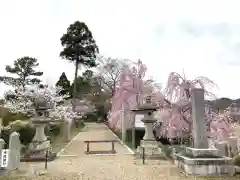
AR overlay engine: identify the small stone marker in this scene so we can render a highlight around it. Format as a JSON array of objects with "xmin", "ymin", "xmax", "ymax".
[
  {"xmin": 1, "ymin": 149, "xmax": 9, "ymax": 168},
  {"xmin": 7, "ymin": 132, "xmax": 21, "ymax": 170},
  {"xmin": 66, "ymin": 120, "xmax": 71, "ymax": 142}
]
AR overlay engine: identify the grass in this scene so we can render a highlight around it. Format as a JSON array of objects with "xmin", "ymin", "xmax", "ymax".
[{"xmin": 51, "ymin": 123, "xmax": 85, "ymax": 153}]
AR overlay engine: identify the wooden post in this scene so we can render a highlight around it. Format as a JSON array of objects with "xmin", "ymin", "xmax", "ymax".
[
  {"xmin": 121, "ymin": 104, "xmax": 126, "ymax": 142},
  {"xmin": 132, "ymin": 113, "xmax": 136, "ymax": 149},
  {"xmin": 45, "ymin": 149, "xmax": 48, "ymax": 170},
  {"xmin": 112, "ymin": 142, "xmax": 115, "ymax": 152},
  {"xmin": 87, "ymin": 142, "xmax": 90, "ymax": 153},
  {"xmin": 142, "ymin": 147, "xmax": 145, "ymax": 165}
]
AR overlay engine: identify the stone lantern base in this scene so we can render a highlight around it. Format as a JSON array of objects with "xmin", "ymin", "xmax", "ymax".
[
  {"xmin": 20, "ymin": 120, "xmax": 57, "ymax": 162},
  {"xmin": 136, "ymin": 140, "xmax": 164, "ymax": 159}
]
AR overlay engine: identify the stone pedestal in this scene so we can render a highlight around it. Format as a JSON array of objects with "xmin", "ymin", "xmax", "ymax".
[
  {"xmin": 137, "ymin": 140, "xmax": 162, "ymax": 158},
  {"xmin": 142, "ymin": 120, "xmax": 155, "ymax": 140},
  {"xmin": 137, "ymin": 118, "xmax": 163, "ymax": 158},
  {"xmin": 33, "ymin": 124, "xmax": 47, "ymax": 142}
]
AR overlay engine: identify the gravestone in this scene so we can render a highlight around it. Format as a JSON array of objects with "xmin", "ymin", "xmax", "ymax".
[
  {"xmin": 8, "ymin": 132, "xmax": 21, "ymax": 170},
  {"xmin": 191, "ymin": 88, "xmax": 208, "ymax": 149}
]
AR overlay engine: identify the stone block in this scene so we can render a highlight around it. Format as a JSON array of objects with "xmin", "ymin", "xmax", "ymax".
[
  {"xmin": 215, "ymin": 141, "xmax": 228, "ymax": 157},
  {"xmin": 185, "ymin": 147, "xmax": 219, "ymax": 157}
]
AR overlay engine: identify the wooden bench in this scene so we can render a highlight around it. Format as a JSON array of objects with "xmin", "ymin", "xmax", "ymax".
[{"xmin": 84, "ymin": 140, "xmax": 119, "ymax": 154}]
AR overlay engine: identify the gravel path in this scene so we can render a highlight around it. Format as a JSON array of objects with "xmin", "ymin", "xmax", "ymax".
[
  {"xmin": 59, "ymin": 123, "xmax": 131, "ymax": 156},
  {"xmin": 16, "ymin": 156, "xmax": 181, "ymax": 180},
  {"xmin": 11, "ymin": 123, "xmax": 239, "ymax": 180}
]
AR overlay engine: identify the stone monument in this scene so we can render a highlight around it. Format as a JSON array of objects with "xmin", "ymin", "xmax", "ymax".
[
  {"xmin": 174, "ymin": 88, "xmax": 234, "ymax": 176},
  {"xmin": 131, "ymin": 96, "xmax": 163, "ymax": 159},
  {"xmin": 7, "ymin": 132, "xmax": 21, "ymax": 170},
  {"xmin": 21, "ymin": 86, "xmax": 57, "ymax": 162}
]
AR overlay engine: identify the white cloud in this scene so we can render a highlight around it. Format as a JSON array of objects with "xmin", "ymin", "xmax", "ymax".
[{"xmin": 0, "ymin": 0, "xmax": 240, "ymax": 99}]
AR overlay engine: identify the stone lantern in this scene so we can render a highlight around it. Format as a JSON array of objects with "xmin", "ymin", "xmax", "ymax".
[
  {"xmin": 23, "ymin": 87, "xmax": 57, "ymax": 161},
  {"xmin": 131, "ymin": 96, "xmax": 163, "ymax": 158}
]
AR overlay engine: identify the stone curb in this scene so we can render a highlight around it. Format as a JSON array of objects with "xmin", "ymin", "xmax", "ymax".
[
  {"xmin": 57, "ymin": 126, "xmax": 87, "ymax": 157},
  {"xmin": 103, "ymin": 123, "xmax": 135, "ymax": 155}
]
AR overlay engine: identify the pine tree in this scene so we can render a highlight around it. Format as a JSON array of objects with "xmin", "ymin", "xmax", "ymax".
[
  {"xmin": 55, "ymin": 72, "xmax": 71, "ymax": 95},
  {"xmin": 60, "ymin": 21, "xmax": 99, "ymax": 110},
  {"xmin": 0, "ymin": 56, "xmax": 43, "ymax": 89}
]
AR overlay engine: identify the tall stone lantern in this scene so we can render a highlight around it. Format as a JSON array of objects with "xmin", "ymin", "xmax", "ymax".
[
  {"xmin": 131, "ymin": 96, "xmax": 163, "ymax": 158},
  {"xmin": 22, "ymin": 86, "xmax": 57, "ymax": 161}
]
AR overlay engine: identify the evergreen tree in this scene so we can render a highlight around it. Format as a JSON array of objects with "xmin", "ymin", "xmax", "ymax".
[
  {"xmin": 0, "ymin": 56, "xmax": 43, "ymax": 89},
  {"xmin": 55, "ymin": 72, "xmax": 71, "ymax": 95},
  {"xmin": 60, "ymin": 21, "xmax": 99, "ymax": 110}
]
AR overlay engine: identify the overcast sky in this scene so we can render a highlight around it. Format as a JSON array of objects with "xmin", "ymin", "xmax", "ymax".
[{"xmin": 0, "ymin": 0, "xmax": 240, "ymax": 99}]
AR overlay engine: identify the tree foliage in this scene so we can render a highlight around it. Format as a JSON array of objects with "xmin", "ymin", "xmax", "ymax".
[
  {"xmin": 0, "ymin": 56, "xmax": 43, "ymax": 89},
  {"xmin": 60, "ymin": 21, "xmax": 99, "ymax": 109},
  {"xmin": 60, "ymin": 21, "xmax": 99, "ymax": 66},
  {"xmin": 96, "ymin": 56, "xmax": 133, "ymax": 96},
  {"xmin": 55, "ymin": 72, "xmax": 71, "ymax": 96},
  {"xmin": 69, "ymin": 70, "xmax": 94, "ymax": 98}
]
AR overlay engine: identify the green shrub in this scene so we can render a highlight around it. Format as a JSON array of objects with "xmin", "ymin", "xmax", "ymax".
[
  {"xmin": 83, "ymin": 112, "xmax": 98, "ymax": 122},
  {"xmin": 1, "ymin": 120, "xmax": 35, "ymax": 147},
  {"xmin": 1, "ymin": 126, "xmax": 11, "ymax": 148},
  {"xmin": 2, "ymin": 112, "xmax": 29, "ymax": 126},
  {"xmin": 17, "ymin": 123, "xmax": 35, "ymax": 146},
  {"xmin": 1, "ymin": 120, "xmax": 64, "ymax": 147},
  {"xmin": 45, "ymin": 122, "xmax": 61, "ymax": 137},
  {"xmin": 234, "ymin": 155, "xmax": 240, "ymax": 166}
]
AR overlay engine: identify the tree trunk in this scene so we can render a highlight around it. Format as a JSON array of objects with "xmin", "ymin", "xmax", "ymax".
[{"xmin": 73, "ymin": 57, "xmax": 79, "ymax": 112}]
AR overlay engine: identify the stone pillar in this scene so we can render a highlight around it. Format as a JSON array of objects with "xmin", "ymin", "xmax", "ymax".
[
  {"xmin": 63, "ymin": 120, "xmax": 71, "ymax": 142},
  {"xmin": 238, "ymin": 138, "xmax": 240, "ymax": 153},
  {"xmin": 8, "ymin": 132, "xmax": 21, "ymax": 170},
  {"xmin": 228, "ymin": 136, "xmax": 238, "ymax": 156},
  {"xmin": 132, "ymin": 113, "xmax": 136, "ymax": 149},
  {"xmin": 143, "ymin": 122, "xmax": 155, "ymax": 140},
  {"xmin": 121, "ymin": 105, "xmax": 126, "ymax": 142},
  {"xmin": 32, "ymin": 124, "xmax": 47, "ymax": 142},
  {"xmin": 215, "ymin": 141, "xmax": 228, "ymax": 156},
  {"xmin": 191, "ymin": 88, "xmax": 208, "ymax": 149}
]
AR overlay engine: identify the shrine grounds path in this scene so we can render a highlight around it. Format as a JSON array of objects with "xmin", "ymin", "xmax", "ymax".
[{"xmin": 14, "ymin": 123, "xmax": 239, "ymax": 180}]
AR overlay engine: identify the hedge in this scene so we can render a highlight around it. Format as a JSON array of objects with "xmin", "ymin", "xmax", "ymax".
[
  {"xmin": 2, "ymin": 111, "xmax": 29, "ymax": 126},
  {"xmin": 0, "ymin": 120, "xmax": 62, "ymax": 148}
]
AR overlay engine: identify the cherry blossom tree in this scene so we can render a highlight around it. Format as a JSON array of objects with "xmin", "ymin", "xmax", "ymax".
[
  {"xmin": 4, "ymin": 84, "xmax": 78, "ymax": 123},
  {"xmin": 156, "ymin": 71, "xmax": 235, "ymax": 142},
  {"xmin": 107, "ymin": 59, "xmax": 158, "ymax": 129},
  {"xmin": 95, "ymin": 56, "xmax": 134, "ymax": 96}
]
